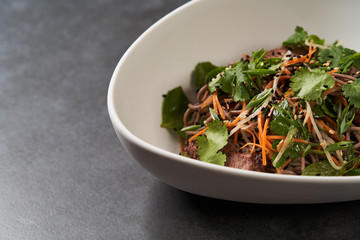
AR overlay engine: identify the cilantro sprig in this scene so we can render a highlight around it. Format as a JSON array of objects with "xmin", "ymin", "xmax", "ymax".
[
  {"xmin": 290, "ymin": 68, "xmax": 334, "ymax": 101},
  {"xmin": 196, "ymin": 119, "xmax": 228, "ymax": 166}
]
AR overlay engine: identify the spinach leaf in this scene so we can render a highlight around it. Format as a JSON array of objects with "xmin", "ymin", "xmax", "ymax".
[
  {"xmin": 161, "ymin": 86, "xmax": 189, "ymax": 132},
  {"xmin": 192, "ymin": 62, "xmax": 218, "ymax": 87},
  {"xmin": 302, "ymin": 161, "xmax": 342, "ymax": 176}
]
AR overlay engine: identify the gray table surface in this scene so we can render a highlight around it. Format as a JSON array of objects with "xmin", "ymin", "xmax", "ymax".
[{"xmin": 1, "ymin": 0, "xmax": 359, "ymax": 239}]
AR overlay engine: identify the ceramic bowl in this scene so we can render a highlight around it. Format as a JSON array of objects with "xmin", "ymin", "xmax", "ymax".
[{"xmin": 108, "ymin": 0, "xmax": 360, "ymax": 203}]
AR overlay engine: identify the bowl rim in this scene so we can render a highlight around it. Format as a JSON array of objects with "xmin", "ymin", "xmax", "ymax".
[{"xmin": 107, "ymin": 0, "xmax": 360, "ymax": 184}]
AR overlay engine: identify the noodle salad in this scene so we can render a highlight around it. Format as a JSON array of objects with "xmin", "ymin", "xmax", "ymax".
[{"xmin": 161, "ymin": 26, "xmax": 360, "ymax": 176}]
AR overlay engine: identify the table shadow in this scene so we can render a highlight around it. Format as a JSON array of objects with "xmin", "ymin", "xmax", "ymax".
[{"xmin": 144, "ymin": 181, "xmax": 360, "ymax": 240}]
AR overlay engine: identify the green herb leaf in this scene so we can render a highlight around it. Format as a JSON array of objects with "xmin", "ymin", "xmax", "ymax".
[
  {"xmin": 161, "ymin": 86, "xmax": 190, "ymax": 131},
  {"xmin": 192, "ymin": 62, "xmax": 218, "ymax": 87},
  {"xmin": 325, "ymin": 141, "xmax": 354, "ymax": 152},
  {"xmin": 245, "ymin": 88, "xmax": 272, "ymax": 110},
  {"xmin": 318, "ymin": 46, "xmax": 344, "ymax": 68},
  {"xmin": 196, "ymin": 119, "xmax": 228, "ymax": 165},
  {"xmin": 290, "ymin": 68, "xmax": 335, "ymax": 100},
  {"xmin": 302, "ymin": 161, "xmax": 342, "ymax": 176},
  {"xmin": 337, "ymin": 105, "xmax": 355, "ymax": 139},
  {"xmin": 282, "ymin": 26, "xmax": 308, "ymax": 47},
  {"xmin": 346, "ymin": 169, "xmax": 360, "ymax": 176},
  {"xmin": 219, "ymin": 62, "xmax": 253, "ymax": 101},
  {"xmin": 343, "ymin": 79, "xmax": 360, "ymax": 108},
  {"xmin": 308, "ymin": 34, "xmax": 325, "ymax": 45}
]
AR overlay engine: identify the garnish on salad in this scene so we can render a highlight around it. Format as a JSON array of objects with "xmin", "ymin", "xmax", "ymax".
[{"xmin": 161, "ymin": 26, "xmax": 360, "ymax": 176}]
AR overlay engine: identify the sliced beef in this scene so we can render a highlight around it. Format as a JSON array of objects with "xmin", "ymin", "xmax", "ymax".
[
  {"xmin": 264, "ymin": 46, "xmax": 308, "ymax": 59},
  {"xmin": 225, "ymin": 152, "xmax": 265, "ymax": 172},
  {"xmin": 183, "ymin": 140, "xmax": 199, "ymax": 159},
  {"xmin": 183, "ymin": 139, "xmax": 266, "ymax": 172}
]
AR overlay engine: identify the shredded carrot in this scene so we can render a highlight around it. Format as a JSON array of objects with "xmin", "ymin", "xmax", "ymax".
[
  {"xmin": 328, "ymin": 68, "xmax": 339, "ymax": 74},
  {"xmin": 284, "ymin": 91, "xmax": 293, "ymax": 98},
  {"xmin": 233, "ymin": 130, "xmax": 239, "ymax": 143},
  {"xmin": 179, "ymin": 136, "xmax": 184, "ymax": 155},
  {"xmin": 239, "ymin": 142, "xmax": 262, "ymax": 149},
  {"xmin": 283, "ymin": 68, "xmax": 291, "ymax": 75},
  {"xmin": 212, "ymin": 92, "xmax": 219, "ymax": 115},
  {"xmin": 213, "ymin": 90, "xmax": 226, "ymax": 120},
  {"xmin": 200, "ymin": 96, "xmax": 213, "ymax": 110},
  {"xmin": 262, "ymin": 118, "xmax": 270, "ymax": 166},
  {"xmin": 285, "ymin": 41, "xmax": 317, "ymax": 66},
  {"xmin": 338, "ymin": 95, "xmax": 348, "ymax": 107},
  {"xmin": 331, "ymin": 155, "xmax": 342, "ymax": 167},
  {"xmin": 276, "ymin": 158, "xmax": 292, "ymax": 174},
  {"xmin": 243, "ymin": 54, "xmax": 251, "ymax": 61},
  {"xmin": 228, "ymin": 101, "xmax": 247, "ymax": 127},
  {"xmin": 266, "ymin": 135, "xmax": 313, "ymax": 145},
  {"xmin": 189, "ymin": 127, "xmax": 207, "ymax": 142},
  {"xmin": 317, "ymin": 119, "xmax": 340, "ymax": 141},
  {"xmin": 267, "ymin": 135, "xmax": 285, "ymax": 140},
  {"xmin": 257, "ymin": 113, "xmax": 264, "ymax": 140},
  {"xmin": 279, "ymin": 75, "xmax": 292, "ymax": 80},
  {"xmin": 305, "ymin": 40, "xmax": 316, "ymax": 63},
  {"xmin": 242, "ymin": 128, "xmax": 257, "ymax": 154},
  {"xmin": 265, "ymin": 79, "xmax": 274, "ymax": 89},
  {"xmin": 290, "ymin": 138, "xmax": 313, "ymax": 145},
  {"xmin": 265, "ymin": 140, "xmax": 275, "ymax": 152}
]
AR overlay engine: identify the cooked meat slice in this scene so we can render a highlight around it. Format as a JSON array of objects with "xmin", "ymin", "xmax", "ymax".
[
  {"xmin": 264, "ymin": 46, "xmax": 308, "ymax": 59},
  {"xmin": 183, "ymin": 140, "xmax": 199, "ymax": 159},
  {"xmin": 225, "ymin": 152, "xmax": 265, "ymax": 172}
]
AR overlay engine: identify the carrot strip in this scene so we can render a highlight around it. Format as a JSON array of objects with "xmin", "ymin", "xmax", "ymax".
[
  {"xmin": 239, "ymin": 142, "xmax": 262, "ymax": 149},
  {"xmin": 188, "ymin": 127, "xmax": 207, "ymax": 142},
  {"xmin": 276, "ymin": 158, "xmax": 292, "ymax": 174},
  {"xmin": 233, "ymin": 130, "xmax": 239, "ymax": 143},
  {"xmin": 200, "ymin": 96, "xmax": 213, "ymax": 110},
  {"xmin": 317, "ymin": 119, "xmax": 340, "ymax": 141},
  {"xmin": 328, "ymin": 68, "xmax": 339, "ymax": 74},
  {"xmin": 265, "ymin": 80, "xmax": 274, "ymax": 89},
  {"xmin": 338, "ymin": 95, "xmax": 348, "ymax": 107},
  {"xmin": 242, "ymin": 128, "xmax": 257, "ymax": 154},
  {"xmin": 262, "ymin": 118, "xmax": 270, "ymax": 165},
  {"xmin": 283, "ymin": 68, "xmax": 291, "ymax": 75},
  {"xmin": 212, "ymin": 92, "xmax": 219, "ymax": 115},
  {"xmin": 331, "ymin": 155, "xmax": 342, "ymax": 167},
  {"xmin": 284, "ymin": 91, "xmax": 293, "ymax": 98},
  {"xmin": 267, "ymin": 135, "xmax": 285, "ymax": 140},
  {"xmin": 213, "ymin": 91, "xmax": 226, "ymax": 120},
  {"xmin": 179, "ymin": 136, "xmax": 184, "ymax": 155},
  {"xmin": 228, "ymin": 101, "xmax": 246, "ymax": 127}
]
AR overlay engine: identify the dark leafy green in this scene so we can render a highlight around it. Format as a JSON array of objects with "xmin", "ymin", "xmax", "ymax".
[
  {"xmin": 302, "ymin": 161, "xmax": 342, "ymax": 176},
  {"xmin": 192, "ymin": 62, "xmax": 218, "ymax": 87},
  {"xmin": 161, "ymin": 86, "xmax": 189, "ymax": 131}
]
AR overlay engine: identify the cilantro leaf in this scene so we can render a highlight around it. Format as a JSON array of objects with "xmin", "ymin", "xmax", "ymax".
[
  {"xmin": 161, "ymin": 86, "xmax": 189, "ymax": 131},
  {"xmin": 290, "ymin": 68, "xmax": 334, "ymax": 100},
  {"xmin": 308, "ymin": 34, "xmax": 325, "ymax": 45},
  {"xmin": 219, "ymin": 62, "xmax": 253, "ymax": 101},
  {"xmin": 302, "ymin": 161, "xmax": 342, "ymax": 176},
  {"xmin": 282, "ymin": 26, "xmax": 308, "ymax": 47},
  {"xmin": 318, "ymin": 46, "xmax": 344, "ymax": 68},
  {"xmin": 196, "ymin": 119, "xmax": 228, "ymax": 165},
  {"xmin": 343, "ymin": 79, "xmax": 360, "ymax": 108}
]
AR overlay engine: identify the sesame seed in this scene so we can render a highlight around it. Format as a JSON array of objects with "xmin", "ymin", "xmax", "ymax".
[
  {"xmin": 323, "ymin": 85, "xmax": 328, "ymax": 88},
  {"xmin": 162, "ymin": 94, "xmax": 167, "ymax": 98}
]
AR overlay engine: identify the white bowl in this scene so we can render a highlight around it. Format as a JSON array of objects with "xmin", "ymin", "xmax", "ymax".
[{"xmin": 108, "ymin": 0, "xmax": 360, "ymax": 203}]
